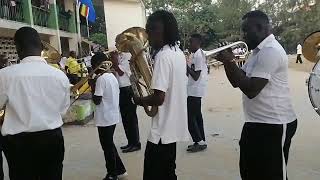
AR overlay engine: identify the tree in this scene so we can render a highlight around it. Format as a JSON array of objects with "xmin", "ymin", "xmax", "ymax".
[
  {"xmin": 143, "ymin": 0, "xmax": 320, "ymax": 53},
  {"xmin": 89, "ymin": 33, "xmax": 107, "ymax": 47}
]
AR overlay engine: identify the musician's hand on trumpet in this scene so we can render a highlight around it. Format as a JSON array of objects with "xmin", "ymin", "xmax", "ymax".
[{"xmin": 216, "ymin": 48, "xmax": 236, "ymax": 63}]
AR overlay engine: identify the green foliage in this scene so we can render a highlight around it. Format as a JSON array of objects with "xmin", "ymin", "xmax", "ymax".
[
  {"xmin": 89, "ymin": 5, "xmax": 106, "ymax": 35},
  {"xmin": 89, "ymin": 33, "xmax": 107, "ymax": 47},
  {"xmin": 143, "ymin": 0, "xmax": 320, "ymax": 53}
]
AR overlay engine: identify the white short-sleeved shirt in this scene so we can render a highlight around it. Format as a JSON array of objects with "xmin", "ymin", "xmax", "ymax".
[
  {"xmin": 187, "ymin": 48, "xmax": 208, "ymax": 97},
  {"xmin": 0, "ymin": 56, "xmax": 70, "ymax": 135},
  {"xmin": 149, "ymin": 44, "xmax": 189, "ymax": 145},
  {"xmin": 94, "ymin": 73, "xmax": 121, "ymax": 127},
  {"xmin": 297, "ymin": 44, "xmax": 302, "ymax": 55},
  {"xmin": 241, "ymin": 34, "xmax": 296, "ymax": 124},
  {"xmin": 115, "ymin": 52, "xmax": 132, "ymax": 88}
]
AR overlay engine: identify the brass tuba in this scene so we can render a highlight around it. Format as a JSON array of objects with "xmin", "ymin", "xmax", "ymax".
[
  {"xmin": 116, "ymin": 27, "xmax": 158, "ymax": 117},
  {"xmin": 41, "ymin": 41, "xmax": 62, "ymax": 65}
]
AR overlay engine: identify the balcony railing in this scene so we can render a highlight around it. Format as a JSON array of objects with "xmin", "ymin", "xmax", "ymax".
[
  {"xmin": 0, "ymin": 0, "xmax": 24, "ymax": 22},
  {"xmin": 59, "ymin": 13, "xmax": 70, "ymax": 31},
  {"xmin": 32, "ymin": 5, "xmax": 49, "ymax": 27}
]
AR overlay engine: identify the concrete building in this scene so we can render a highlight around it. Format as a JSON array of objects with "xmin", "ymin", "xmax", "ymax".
[
  {"xmin": 101, "ymin": 0, "xmax": 146, "ymax": 48},
  {"xmin": 0, "ymin": 0, "xmax": 88, "ymax": 62},
  {"xmin": 0, "ymin": 0, "xmax": 146, "ymax": 63}
]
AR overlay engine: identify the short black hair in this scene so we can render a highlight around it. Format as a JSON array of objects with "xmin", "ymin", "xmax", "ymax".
[
  {"xmin": 91, "ymin": 52, "xmax": 106, "ymax": 68},
  {"xmin": 242, "ymin": 10, "xmax": 270, "ymax": 25},
  {"xmin": 70, "ymin": 51, "xmax": 76, "ymax": 56},
  {"xmin": 146, "ymin": 10, "xmax": 180, "ymax": 47},
  {"xmin": 14, "ymin": 27, "xmax": 42, "ymax": 51},
  {"xmin": 191, "ymin": 33, "xmax": 202, "ymax": 43}
]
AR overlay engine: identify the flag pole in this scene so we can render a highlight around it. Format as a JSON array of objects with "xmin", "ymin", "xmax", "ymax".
[{"xmin": 76, "ymin": 1, "xmax": 83, "ymax": 58}]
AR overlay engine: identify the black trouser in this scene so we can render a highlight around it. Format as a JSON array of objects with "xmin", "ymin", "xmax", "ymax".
[
  {"xmin": 240, "ymin": 120, "xmax": 297, "ymax": 180},
  {"xmin": 98, "ymin": 125, "xmax": 126, "ymax": 177},
  {"xmin": 119, "ymin": 86, "xmax": 140, "ymax": 146},
  {"xmin": 143, "ymin": 141, "xmax": 177, "ymax": 180},
  {"xmin": 187, "ymin": 96, "xmax": 206, "ymax": 143},
  {"xmin": 6, "ymin": 128, "xmax": 64, "ymax": 180},
  {"xmin": 296, "ymin": 54, "xmax": 303, "ymax": 64}
]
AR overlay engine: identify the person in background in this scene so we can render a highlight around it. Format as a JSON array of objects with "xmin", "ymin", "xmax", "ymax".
[
  {"xmin": 89, "ymin": 52, "xmax": 127, "ymax": 180},
  {"xmin": 110, "ymin": 49, "xmax": 141, "ymax": 153},
  {"xmin": 0, "ymin": 26, "xmax": 69, "ymax": 180},
  {"xmin": 65, "ymin": 51, "xmax": 81, "ymax": 84},
  {"xmin": 186, "ymin": 34, "xmax": 208, "ymax": 152},
  {"xmin": 59, "ymin": 53, "xmax": 67, "ymax": 70},
  {"xmin": 296, "ymin": 43, "xmax": 303, "ymax": 64},
  {"xmin": 0, "ymin": 55, "xmax": 8, "ymax": 69},
  {"xmin": 134, "ymin": 10, "xmax": 189, "ymax": 180}
]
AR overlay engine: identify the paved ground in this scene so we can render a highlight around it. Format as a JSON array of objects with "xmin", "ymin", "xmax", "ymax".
[{"xmin": 4, "ymin": 57, "xmax": 320, "ymax": 180}]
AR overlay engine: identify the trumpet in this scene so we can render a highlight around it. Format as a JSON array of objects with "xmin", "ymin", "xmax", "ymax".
[{"xmin": 204, "ymin": 41, "xmax": 248, "ymax": 57}]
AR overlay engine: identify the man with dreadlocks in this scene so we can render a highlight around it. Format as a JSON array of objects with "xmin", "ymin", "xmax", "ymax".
[{"xmin": 133, "ymin": 10, "xmax": 189, "ymax": 180}]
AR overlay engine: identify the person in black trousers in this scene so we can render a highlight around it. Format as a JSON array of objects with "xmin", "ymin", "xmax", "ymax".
[
  {"xmin": 217, "ymin": 10, "xmax": 297, "ymax": 180},
  {"xmin": 110, "ymin": 51, "xmax": 141, "ymax": 153},
  {"xmin": 0, "ymin": 27, "xmax": 69, "ymax": 180},
  {"xmin": 0, "ymin": 54, "xmax": 8, "ymax": 180},
  {"xmin": 90, "ymin": 53, "xmax": 127, "ymax": 180},
  {"xmin": 186, "ymin": 34, "xmax": 208, "ymax": 152},
  {"xmin": 134, "ymin": 10, "xmax": 190, "ymax": 180}
]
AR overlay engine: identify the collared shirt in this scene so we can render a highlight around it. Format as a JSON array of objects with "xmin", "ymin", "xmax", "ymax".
[
  {"xmin": 115, "ymin": 52, "xmax": 132, "ymax": 88},
  {"xmin": 187, "ymin": 48, "xmax": 208, "ymax": 97},
  {"xmin": 297, "ymin": 44, "xmax": 302, "ymax": 55},
  {"xmin": 94, "ymin": 73, "xmax": 121, "ymax": 127},
  {"xmin": 241, "ymin": 34, "xmax": 296, "ymax": 124},
  {"xmin": 0, "ymin": 56, "xmax": 70, "ymax": 135},
  {"xmin": 149, "ymin": 44, "xmax": 189, "ymax": 144}
]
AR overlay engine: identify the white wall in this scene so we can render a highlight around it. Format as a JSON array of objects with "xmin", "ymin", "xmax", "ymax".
[{"xmin": 103, "ymin": 0, "xmax": 146, "ymax": 48}]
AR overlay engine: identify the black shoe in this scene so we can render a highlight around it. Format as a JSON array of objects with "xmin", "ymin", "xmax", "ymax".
[
  {"xmin": 187, "ymin": 142, "xmax": 198, "ymax": 150},
  {"xmin": 187, "ymin": 143, "xmax": 207, "ymax": 153},
  {"xmin": 103, "ymin": 174, "xmax": 118, "ymax": 180},
  {"xmin": 120, "ymin": 144, "xmax": 130, "ymax": 150},
  {"xmin": 122, "ymin": 144, "xmax": 141, "ymax": 153}
]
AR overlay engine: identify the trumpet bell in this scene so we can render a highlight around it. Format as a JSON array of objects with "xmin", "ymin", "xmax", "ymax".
[{"xmin": 302, "ymin": 31, "xmax": 320, "ymax": 63}]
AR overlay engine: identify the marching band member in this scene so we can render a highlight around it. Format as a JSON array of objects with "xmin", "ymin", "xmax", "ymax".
[
  {"xmin": 0, "ymin": 27, "xmax": 70, "ymax": 179},
  {"xmin": 0, "ymin": 54, "xmax": 8, "ymax": 180},
  {"xmin": 217, "ymin": 10, "xmax": 297, "ymax": 180},
  {"xmin": 133, "ymin": 10, "xmax": 189, "ymax": 180},
  {"xmin": 186, "ymin": 34, "xmax": 209, "ymax": 152},
  {"xmin": 110, "ymin": 48, "xmax": 141, "ymax": 153},
  {"xmin": 89, "ymin": 52, "xmax": 127, "ymax": 180}
]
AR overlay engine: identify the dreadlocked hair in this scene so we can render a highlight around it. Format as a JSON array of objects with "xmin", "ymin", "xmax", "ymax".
[{"xmin": 146, "ymin": 10, "xmax": 180, "ymax": 48}]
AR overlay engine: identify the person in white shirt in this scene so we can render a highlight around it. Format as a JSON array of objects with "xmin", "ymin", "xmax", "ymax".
[
  {"xmin": 89, "ymin": 52, "xmax": 127, "ymax": 180},
  {"xmin": 296, "ymin": 43, "xmax": 303, "ymax": 64},
  {"xmin": 186, "ymin": 34, "xmax": 208, "ymax": 152},
  {"xmin": 0, "ymin": 27, "xmax": 70, "ymax": 180},
  {"xmin": 0, "ymin": 54, "xmax": 8, "ymax": 180},
  {"xmin": 133, "ymin": 10, "xmax": 189, "ymax": 180},
  {"xmin": 217, "ymin": 11, "xmax": 297, "ymax": 180},
  {"xmin": 110, "ymin": 50, "xmax": 141, "ymax": 153},
  {"xmin": 59, "ymin": 55, "xmax": 67, "ymax": 70}
]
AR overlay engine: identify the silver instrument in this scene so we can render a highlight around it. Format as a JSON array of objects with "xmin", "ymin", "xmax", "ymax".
[{"xmin": 204, "ymin": 41, "xmax": 248, "ymax": 67}]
